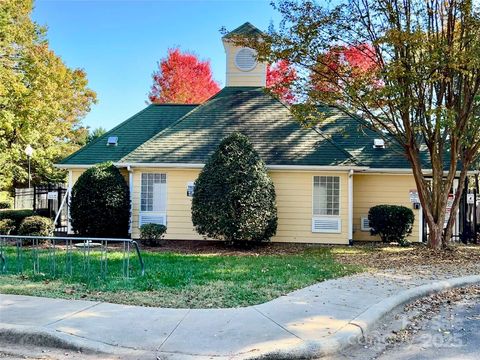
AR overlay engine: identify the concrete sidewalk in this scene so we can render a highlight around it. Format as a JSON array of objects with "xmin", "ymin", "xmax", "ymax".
[{"xmin": 1, "ymin": 272, "xmax": 480, "ymax": 360}]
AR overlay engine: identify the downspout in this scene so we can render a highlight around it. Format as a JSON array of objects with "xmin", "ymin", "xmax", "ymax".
[
  {"xmin": 127, "ymin": 165, "xmax": 134, "ymax": 238},
  {"xmin": 348, "ymin": 169, "xmax": 354, "ymax": 245},
  {"xmin": 67, "ymin": 170, "xmax": 73, "ymax": 234}
]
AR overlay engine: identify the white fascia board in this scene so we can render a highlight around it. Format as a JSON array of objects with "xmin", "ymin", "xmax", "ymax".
[
  {"xmin": 267, "ymin": 165, "xmax": 368, "ymax": 172},
  {"xmin": 54, "ymin": 164, "xmax": 96, "ymax": 169},
  {"xmin": 360, "ymin": 168, "xmax": 479, "ymax": 175},
  {"xmin": 55, "ymin": 162, "xmax": 478, "ymax": 175}
]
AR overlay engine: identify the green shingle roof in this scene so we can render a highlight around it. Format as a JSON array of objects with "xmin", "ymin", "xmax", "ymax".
[
  {"xmin": 121, "ymin": 87, "xmax": 356, "ymax": 166},
  {"xmin": 317, "ymin": 106, "xmax": 441, "ymax": 169},
  {"xmin": 223, "ymin": 22, "xmax": 263, "ymax": 39},
  {"xmin": 61, "ymin": 86, "xmax": 441, "ymax": 170},
  {"xmin": 60, "ymin": 104, "xmax": 197, "ymax": 165}
]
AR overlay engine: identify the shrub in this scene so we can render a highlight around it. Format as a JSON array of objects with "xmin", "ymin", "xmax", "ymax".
[
  {"xmin": 0, "ymin": 209, "xmax": 36, "ymax": 233},
  {"xmin": 0, "ymin": 219, "xmax": 16, "ymax": 235},
  {"xmin": 192, "ymin": 132, "xmax": 278, "ymax": 245},
  {"xmin": 35, "ymin": 208, "xmax": 55, "ymax": 219},
  {"xmin": 70, "ymin": 162, "xmax": 130, "ymax": 238},
  {"xmin": 140, "ymin": 223, "xmax": 167, "ymax": 246},
  {"xmin": 0, "ymin": 201, "xmax": 12, "ymax": 209},
  {"xmin": 18, "ymin": 216, "xmax": 54, "ymax": 236},
  {"xmin": 368, "ymin": 205, "xmax": 415, "ymax": 246}
]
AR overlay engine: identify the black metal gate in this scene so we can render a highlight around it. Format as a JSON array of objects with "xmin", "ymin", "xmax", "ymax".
[{"xmin": 14, "ymin": 185, "xmax": 68, "ymax": 233}]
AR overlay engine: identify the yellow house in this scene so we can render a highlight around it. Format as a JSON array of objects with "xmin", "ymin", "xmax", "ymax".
[{"xmin": 58, "ymin": 22, "xmax": 458, "ymax": 244}]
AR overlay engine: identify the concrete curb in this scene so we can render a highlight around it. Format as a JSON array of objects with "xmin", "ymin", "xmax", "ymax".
[
  {"xmin": 0, "ymin": 323, "xmax": 153, "ymax": 358},
  {"xmin": 1, "ymin": 275, "xmax": 479, "ymax": 359},
  {"xmin": 238, "ymin": 274, "xmax": 480, "ymax": 360}
]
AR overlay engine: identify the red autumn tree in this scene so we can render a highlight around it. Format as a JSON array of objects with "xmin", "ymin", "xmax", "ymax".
[
  {"xmin": 312, "ymin": 43, "xmax": 380, "ymax": 98},
  {"xmin": 266, "ymin": 60, "xmax": 297, "ymax": 103},
  {"xmin": 149, "ymin": 48, "xmax": 220, "ymax": 104}
]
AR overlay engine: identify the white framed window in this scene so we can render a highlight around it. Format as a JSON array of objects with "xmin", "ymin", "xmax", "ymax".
[
  {"xmin": 139, "ymin": 173, "xmax": 167, "ymax": 227},
  {"xmin": 313, "ymin": 176, "xmax": 340, "ymax": 216},
  {"xmin": 312, "ymin": 176, "xmax": 341, "ymax": 233}
]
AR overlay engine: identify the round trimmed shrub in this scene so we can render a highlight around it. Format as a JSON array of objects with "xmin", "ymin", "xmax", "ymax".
[
  {"xmin": 0, "ymin": 219, "xmax": 16, "ymax": 235},
  {"xmin": 18, "ymin": 216, "xmax": 54, "ymax": 236},
  {"xmin": 191, "ymin": 132, "xmax": 278, "ymax": 245},
  {"xmin": 0, "ymin": 201, "xmax": 12, "ymax": 209},
  {"xmin": 70, "ymin": 163, "xmax": 130, "ymax": 238},
  {"xmin": 0, "ymin": 209, "xmax": 36, "ymax": 233},
  {"xmin": 368, "ymin": 205, "xmax": 415, "ymax": 246},
  {"xmin": 140, "ymin": 223, "xmax": 167, "ymax": 246}
]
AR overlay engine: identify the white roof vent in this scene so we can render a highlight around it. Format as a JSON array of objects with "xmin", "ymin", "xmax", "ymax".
[
  {"xmin": 235, "ymin": 48, "xmax": 257, "ymax": 72},
  {"xmin": 107, "ymin": 136, "xmax": 118, "ymax": 146},
  {"xmin": 373, "ymin": 138, "xmax": 385, "ymax": 149}
]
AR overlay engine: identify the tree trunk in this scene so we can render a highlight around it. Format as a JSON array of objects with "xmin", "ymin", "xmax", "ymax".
[{"xmin": 428, "ymin": 222, "xmax": 443, "ymax": 250}]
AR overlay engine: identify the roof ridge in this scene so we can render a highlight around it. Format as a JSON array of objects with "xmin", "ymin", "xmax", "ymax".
[
  {"xmin": 61, "ymin": 104, "xmax": 157, "ymax": 164},
  {"xmin": 271, "ymin": 97, "xmax": 361, "ymax": 166},
  {"xmin": 119, "ymin": 100, "xmax": 219, "ymax": 163},
  {"xmin": 119, "ymin": 88, "xmax": 261, "ymax": 163}
]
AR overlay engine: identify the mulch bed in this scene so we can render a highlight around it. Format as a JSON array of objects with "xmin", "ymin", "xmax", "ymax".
[
  {"xmin": 333, "ymin": 242, "xmax": 480, "ymax": 271},
  {"xmin": 138, "ymin": 239, "xmax": 324, "ymax": 256}
]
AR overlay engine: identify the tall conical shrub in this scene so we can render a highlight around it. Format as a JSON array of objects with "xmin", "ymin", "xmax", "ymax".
[{"xmin": 191, "ymin": 132, "xmax": 277, "ymax": 244}]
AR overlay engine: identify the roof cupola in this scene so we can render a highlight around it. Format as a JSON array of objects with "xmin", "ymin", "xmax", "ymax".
[{"xmin": 222, "ymin": 22, "xmax": 266, "ymax": 87}]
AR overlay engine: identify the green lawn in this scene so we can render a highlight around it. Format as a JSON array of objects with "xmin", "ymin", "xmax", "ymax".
[{"xmin": 0, "ymin": 245, "xmax": 360, "ymax": 308}]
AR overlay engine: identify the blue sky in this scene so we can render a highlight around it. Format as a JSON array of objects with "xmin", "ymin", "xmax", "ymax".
[{"xmin": 32, "ymin": 0, "xmax": 281, "ymax": 131}]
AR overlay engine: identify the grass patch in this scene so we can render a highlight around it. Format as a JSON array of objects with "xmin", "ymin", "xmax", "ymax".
[{"xmin": 0, "ymin": 245, "xmax": 359, "ymax": 308}]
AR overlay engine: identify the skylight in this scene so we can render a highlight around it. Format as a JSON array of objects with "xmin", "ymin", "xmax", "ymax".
[
  {"xmin": 107, "ymin": 136, "xmax": 118, "ymax": 146},
  {"xmin": 373, "ymin": 139, "xmax": 385, "ymax": 149}
]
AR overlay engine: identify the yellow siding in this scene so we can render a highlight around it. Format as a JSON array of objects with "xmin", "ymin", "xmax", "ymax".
[
  {"xmin": 131, "ymin": 168, "xmax": 350, "ymax": 244},
  {"xmin": 131, "ymin": 168, "xmax": 203, "ymax": 240},
  {"xmin": 269, "ymin": 171, "xmax": 349, "ymax": 244},
  {"xmin": 223, "ymin": 42, "xmax": 267, "ymax": 87},
  {"xmin": 353, "ymin": 174, "xmax": 421, "ymax": 242},
  {"xmin": 69, "ymin": 166, "xmax": 421, "ymax": 245}
]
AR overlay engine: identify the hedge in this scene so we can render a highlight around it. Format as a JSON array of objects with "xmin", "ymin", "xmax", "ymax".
[
  {"xmin": 0, "ymin": 209, "xmax": 36, "ymax": 234},
  {"xmin": 18, "ymin": 216, "xmax": 54, "ymax": 237},
  {"xmin": 70, "ymin": 162, "xmax": 130, "ymax": 238},
  {"xmin": 368, "ymin": 204, "xmax": 415, "ymax": 246}
]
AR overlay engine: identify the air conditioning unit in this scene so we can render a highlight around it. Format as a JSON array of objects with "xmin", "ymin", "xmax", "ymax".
[
  {"xmin": 373, "ymin": 138, "xmax": 385, "ymax": 149},
  {"xmin": 360, "ymin": 216, "xmax": 371, "ymax": 231},
  {"xmin": 312, "ymin": 217, "xmax": 341, "ymax": 233},
  {"xmin": 139, "ymin": 212, "xmax": 166, "ymax": 227}
]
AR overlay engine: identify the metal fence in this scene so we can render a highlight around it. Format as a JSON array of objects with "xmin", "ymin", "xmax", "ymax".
[
  {"xmin": 0, "ymin": 235, "xmax": 144, "ymax": 280},
  {"xmin": 14, "ymin": 185, "xmax": 68, "ymax": 233}
]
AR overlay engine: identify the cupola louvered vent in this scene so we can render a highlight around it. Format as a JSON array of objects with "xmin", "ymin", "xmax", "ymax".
[
  {"xmin": 235, "ymin": 48, "xmax": 257, "ymax": 71},
  {"xmin": 312, "ymin": 217, "xmax": 341, "ymax": 233}
]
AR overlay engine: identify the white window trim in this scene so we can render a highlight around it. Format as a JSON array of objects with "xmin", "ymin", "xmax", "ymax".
[
  {"xmin": 139, "ymin": 172, "xmax": 167, "ymax": 227},
  {"xmin": 311, "ymin": 175, "xmax": 341, "ymax": 217},
  {"xmin": 311, "ymin": 175, "xmax": 342, "ymax": 233}
]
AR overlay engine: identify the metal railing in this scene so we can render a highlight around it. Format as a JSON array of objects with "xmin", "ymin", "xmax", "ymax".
[{"xmin": 0, "ymin": 235, "xmax": 145, "ymax": 280}]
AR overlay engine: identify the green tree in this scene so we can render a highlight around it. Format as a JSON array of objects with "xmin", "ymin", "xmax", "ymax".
[
  {"xmin": 0, "ymin": 0, "xmax": 96, "ymax": 190},
  {"xmin": 87, "ymin": 127, "xmax": 107, "ymax": 144},
  {"xmin": 70, "ymin": 163, "xmax": 130, "ymax": 238},
  {"xmin": 191, "ymin": 132, "xmax": 278, "ymax": 245},
  {"xmin": 231, "ymin": 0, "xmax": 480, "ymax": 249}
]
